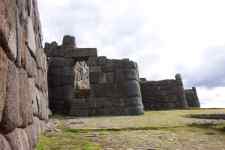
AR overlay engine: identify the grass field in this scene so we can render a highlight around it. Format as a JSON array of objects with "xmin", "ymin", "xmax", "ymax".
[{"xmin": 37, "ymin": 109, "xmax": 225, "ymax": 150}]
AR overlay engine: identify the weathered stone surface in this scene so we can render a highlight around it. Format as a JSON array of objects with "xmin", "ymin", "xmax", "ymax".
[
  {"xmin": 37, "ymin": 92, "xmax": 49, "ymax": 121},
  {"xmin": 45, "ymin": 42, "xmax": 97, "ymax": 58},
  {"xmin": 140, "ymin": 75, "xmax": 188, "ymax": 110},
  {"xmin": 0, "ymin": 0, "xmax": 17, "ymax": 60},
  {"xmin": 35, "ymin": 68, "xmax": 48, "ymax": 92},
  {"xmin": 0, "ymin": 48, "xmax": 7, "ymax": 122},
  {"xmin": 25, "ymin": 124, "xmax": 39, "ymax": 149},
  {"xmin": 6, "ymin": 128, "xmax": 30, "ymax": 150},
  {"xmin": 36, "ymin": 48, "xmax": 47, "ymax": 71},
  {"xmin": 26, "ymin": 17, "xmax": 37, "ymax": 54},
  {"xmin": 46, "ymin": 38, "xmax": 144, "ymax": 116},
  {"xmin": 17, "ymin": 21, "xmax": 29, "ymax": 67},
  {"xmin": 125, "ymin": 81, "xmax": 141, "ymax": 97},
  {"xmin": 62, "ymin": 35, "xmax": 76, "ymax": 48},
  {"xmin": 1, "ymin": 60, "xmax": 22, "ymax": 132},
  {"xmin": 0, "ymin": 134, "xmax": 11, "ymax": 150},
  {"xmin": 19, "ymin": 69, "xmax": 33, "ymax": 127},
  {"xmin": 185, "ymin": 87, "xmax": 200, "ymax": 108},
  {"xmin": 26, "ymin": 50, "xmax": 37, "ymax": 77},
  {"xmin": 0, "ymin": 0, "xmax": 48, "ymax": 149}
]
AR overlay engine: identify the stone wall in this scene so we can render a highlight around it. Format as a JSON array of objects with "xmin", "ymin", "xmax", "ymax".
[
  {"xmin": 0, "ymin": 0, "xmax": 48, "ymax": 149},
  {"xmin": 140, "ymin": 74, "xmax": 188, "ymax": 110},
  {"xmin": 78, "ymin": 56, "xmax": 144, "ymax": 116},
  {"xmin": 46, "ymin": 36, "xmax": 144, "ymax": 116},
  {"xmin": 185, "ymin": 87, "xmax": 200, "ymax": 108}
]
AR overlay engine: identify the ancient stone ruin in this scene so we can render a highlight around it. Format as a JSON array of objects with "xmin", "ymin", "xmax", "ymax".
[
  {"xmin": 140, "ymin": 74, "xmax": 200, "ymax": 110},
  {"xmin": 0, "ymin": 0, "xmax": 201, "ymax": 149},
  {"xmin": 45, "ymin": 36, "xmax": 144, "ymax": 116},
  {"xmin": 185, "ymin": 87, "xmax": 200, "ymax": 108},
  {"xmin": 0, "ymin": 0, "xmax": 48, "ymax": 149}
]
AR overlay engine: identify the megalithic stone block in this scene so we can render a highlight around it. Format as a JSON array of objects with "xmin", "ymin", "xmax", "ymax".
[
  {"xmin": 1, "ymin": 60, "xmax": 22, "ymax": 133},
  {"xmin": 62, "ymin": 35, "xmax": 76, "ymax": 48},
  {"xmin": 0, "ymin": 48, "xmax": 8, "ymax": 122},
  {"xmin": 0, "ymin": 134, "xmax": 11, "ymax": 150},
  {"xmin": 19, "ymin": 69, "xmax": 33, "ymax": 127},
  {"xmin": 6, "ymin": 128, "xmax": 30, "ymax": 150}
]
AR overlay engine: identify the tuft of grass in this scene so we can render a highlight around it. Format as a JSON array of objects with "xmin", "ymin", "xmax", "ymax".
[
  {"xmin": 36, "ymin": 131, "xmax": 101, "ymax": 150},
  {"xmin": 82, "ymin": 143, "xmax": 101, "ymax": 150}
]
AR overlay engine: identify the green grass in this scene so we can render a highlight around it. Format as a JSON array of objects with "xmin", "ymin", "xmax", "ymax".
[
  {"xmin": 37, "ymin": 109, "xmax": 225, "ymax": 150},
  {"xmin": 36, "ymin": 131, "xmax": 101, "ymax": 150}
]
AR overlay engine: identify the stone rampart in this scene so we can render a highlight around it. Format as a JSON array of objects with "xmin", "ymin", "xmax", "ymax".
[{"xmin": 0, "ymin": 0, "xmax": 48, "ymax": 149}]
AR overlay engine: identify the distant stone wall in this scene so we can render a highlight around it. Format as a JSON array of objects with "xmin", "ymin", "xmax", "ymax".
[
  {"xmin": 0, "ymin": 0, "xmax": 48, "ymax": 149},
  {"xmin": 185, "ymin": 87, "xmax": 200, "ymax": 108},
  {"xmin": 46, "ymin": 36, "xmax": 144, "ymax": 116},
  {"xmin": 46, "ymin": 36, "xmax": 97, "ymax": 114},
  {"xmin": 140, "ymin": 74, "xmax": 188, "ymax": 110},
  {"xmin": 72, "ymin": 56, "xmax": 144, "ymax": 116}
]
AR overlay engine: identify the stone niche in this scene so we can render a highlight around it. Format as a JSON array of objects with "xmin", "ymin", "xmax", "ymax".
[
  {"xmin": 73, "ymin": 61, "xmax": 90, "ymax": 98},
  {"xmin": 185, "ymin": 87, "xmax": 200, "ymax": 108},
  {"xmin": 140, "ymin": 74, "xmax": 188, "ymax": 110},
  {"xmin": 46, "ymin": 36, "xmax": 144, "ymax": 116}
]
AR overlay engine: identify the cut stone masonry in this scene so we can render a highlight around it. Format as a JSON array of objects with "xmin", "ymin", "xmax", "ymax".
[
  {"xmin": 0, "ymin": 0, "xmax": 48, "ymax": 149},
  {"xmin": 0, "ymin": 0, "xmax": 201, "ymax": 149},
  {"xmin": 46, "ymin": 36, "xmax": 144, "ymax": 116}
]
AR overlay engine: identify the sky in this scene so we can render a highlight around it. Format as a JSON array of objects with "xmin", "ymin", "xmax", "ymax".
[{"xmin": 38, "ymin": 0, "xmax": 225, "ymax": 108}]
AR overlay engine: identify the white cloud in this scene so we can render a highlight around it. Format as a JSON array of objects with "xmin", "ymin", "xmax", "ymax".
[
  {"xmin": 38, "ymin": 0, "xmax": 225, "ymax": 108},
  {"xmin": 198, "ymin": 86, "xmax": 225, "ymax": 108}
]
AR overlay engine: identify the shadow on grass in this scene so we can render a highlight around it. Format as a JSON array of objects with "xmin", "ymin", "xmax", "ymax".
[
  {"xmin": 186, "ymin": 114, "xmax": 225, "ymax": 120},
  {"xmin": 63, "ymin": 126, "xmax": 184, "ymax": 133},
  {"xmin": 185, "ymin": 113, "xmax": 225, "ymax": 133},
  {"xmin": 188, "ymin": 122, "xmax": 225, "ymax": 133}
]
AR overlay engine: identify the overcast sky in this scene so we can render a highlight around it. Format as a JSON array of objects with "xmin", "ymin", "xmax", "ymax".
[{"xmin": 38, "ymin": 0, "xmax": 225, "ymax": 108}]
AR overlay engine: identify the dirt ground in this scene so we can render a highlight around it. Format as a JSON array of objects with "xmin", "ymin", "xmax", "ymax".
[{"xmin": 37, "ymin": 109, "xmax": 225, "ymax": 150}]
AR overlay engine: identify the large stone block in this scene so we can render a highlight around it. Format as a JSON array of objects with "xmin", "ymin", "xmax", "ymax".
[
  {"xmin": 1, "ymin": 60, "xmax": 22, "ymax": 133},
  {"xmin": 0, "ymin": 48, "xmax": 7, "ymax": 122},
  {"xmin": 125, "ymin": 105, "xmax": 144, "ymax": 115},
  {"xmin": 0, "ymin": 134, "xmax": 11, "ymax": 150},
  {"xmin": 87, "ymin": 56, "xmax": 97, "ymax": 66},
  {"xmin": 25, "ymin": 124, "xmax": 39, "ymax": 149},
  {"xmin": 125, "ymin": 97, "xmax": 143, "ymax": 107},
  {"xmin": 185, "ymin": 88, "xmax": 200, "ymax": 108},
  {"xmin": 37, "ymin": 92, "xmax": 49, "ymax": 121},
  {"xmin": 48, "ymin": 57, "xmax": 74, "ymax": 67},
  {"xmin": 36, "ymin": 48, "xmax": 47, "ymax": 71},
  {"xmin": 6, "ymin": 128, "xmax": 30, "ymax": 150},
  {"xmin": 105, "ymin": 72, "xmax": 114, "ymax": 83},
  {"xmin": 124, "ymin": 69, "xmax": 138, "ymax": 81},
  {"xmin": 33, "ymin": 88, "xmax": 39, "ymax": 117},
  {"xmin": 26, "ymin": 50, "xmax": 37, "ymax": 77},
  {"xmin": 16, "ymin": 20, "xmax": 29, "ymax": 67},
  {"xmin": 124, "ymin": 81, "xmax": 141, "ymax": 97},
  {"xmin": 35, "ymin": 68, "xmax": 48, "ymax": 91},
  {"xmin": 33, "ymin": 117, "xmax": 45, "ymax": 136},
  {"xmin": 26, "ymin": 17, "xmax": 37, "ymax": 54},
  {"xmin": 91, "ymin": 84, "xmax": 116, "ymax": 97},
  {"xmin": 62, "ymin": 35, "xmax": 76, "ymax": 48},
  {"xmin": 0, "ymin": 0, "xmax": 17, "ymax": 60},
  {"xmin": 19, "ymin": 69, "xmax": 33, "ymax": 127}
]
